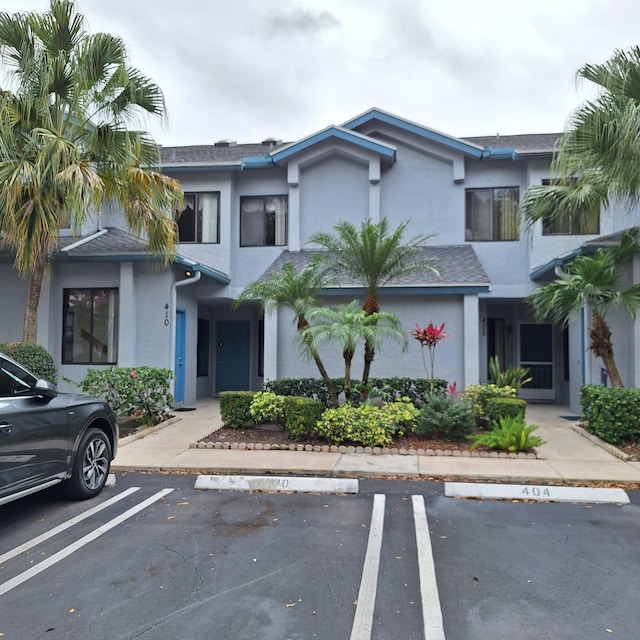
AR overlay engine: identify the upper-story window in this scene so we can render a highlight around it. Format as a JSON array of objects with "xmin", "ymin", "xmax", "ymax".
[
  {"xmin": 177, "ymin": 193, "xmax": 220, "ymax": 243},
  {"xmin": 240, "ymin": 196, "xmax": 287, "ymax": 247},
  {"xmin": 541, "ymin": 179, "xmax": 599, "ymax": 235},
  {"xmin": 465, "ymin": 187, "xmax": 519, "ymax": 241}
]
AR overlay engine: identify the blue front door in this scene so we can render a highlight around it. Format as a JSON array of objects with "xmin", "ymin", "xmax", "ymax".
[
  {"xmin": 174, "ymin": 309, "xmax": 186, "ymax": 403},
  {"xmin": 215, "ymin": 321, "xmax": 250, "ymax": 393}
]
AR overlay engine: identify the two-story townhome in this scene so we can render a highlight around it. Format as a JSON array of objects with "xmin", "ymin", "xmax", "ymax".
[{"xmin": 2, "ymin": 108, "xmax": 639, "ymax": 413}]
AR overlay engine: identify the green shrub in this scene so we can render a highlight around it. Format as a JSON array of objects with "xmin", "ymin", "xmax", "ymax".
[
  {"xmin": 580, "ymin": 385, "xmax": 640, "ymax": 445},
  {"xmin": 80, "ymin": 367, "xmax": 174, "ymax": 425},
  {"xmin": 415, "ymin": 393, "xmax": 475, "ymax": 442},
  {"xmin": 263, "ymin": 377, "xmax": 446, "ymax": 407},
  {"xmin": 1, "ymin": 342, "xmax": 57, "ymax": 384},
  {"xmin": 282, "ymin": 396, "xmax": 324, "ymax": 442},
  {"xmin": 379, "ymin": 397, "xmax": 419, "ymax": 438},
  {"xmin": 219, "ymin": 391, "xmax": 255, "ymax": 428},
  {"xmin": 249, "ymin": 391, "xmax": 286, "ymax": 424},
  {"xmin": 469, "ymin": 415, "xmax": 545, "ymax": 452},
  {"xmin": 316, "ymin": 403, "xmax": 395, "ymax": 447},
  {"xmin": 485, "ymin": 397, "xmax": 526, "ymax": 425},
  {"xmin": 464, "ymin": 384, "xmax": 517, "ymax": 423}
]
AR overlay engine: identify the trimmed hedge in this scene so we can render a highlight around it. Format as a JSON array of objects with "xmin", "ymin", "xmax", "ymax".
[
  {"xmin": 263, "ymin": 377, "xmax": 447, "ymax": 407},
  {"xmin": 0, "ymin": 342, "xmax": 57, "ymax": 384},
  {"xmin": 219, "ymin": 391, "xmax": 255, "ymax": 428},
  {"xmin": 580, "ymin": 385, "xmax": 640, "ymax": 445},
  {"xmin": 282, "ymin": 396, "xmax": 324, "ymax": 442},
  {"xmin": 485, "ymin": 397, "xmax": 526, "ymax": 425}
]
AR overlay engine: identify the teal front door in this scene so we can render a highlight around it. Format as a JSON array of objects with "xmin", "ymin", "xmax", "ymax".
[
  {"xmin": 174, "ymin": 309, "xmax": 186, "ymax": 403},
  {"xmin": 215, "ymin": 321, "xmax": 250, "ymax": 393}
]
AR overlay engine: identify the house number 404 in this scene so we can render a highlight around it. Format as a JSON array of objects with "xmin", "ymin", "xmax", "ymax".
[{"xmin": 522, "ymin": 486, "xmax": 552, "ymax": 498}]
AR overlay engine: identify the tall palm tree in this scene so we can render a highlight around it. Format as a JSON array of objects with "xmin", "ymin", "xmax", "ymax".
[
  {"xmin": 0, "ymin": 0, "xmax": 183, "ymax": 342},
  {"xmin": 308, "ymin": 217, "xmax": 437, "ymax": 383},
  {"xmin": 234, "ymin": 260, "xmax": 339, "ymax": 407},
  {"xmin": 303, "ymin": 300, "xmax": 407, "ymax": 398},
  {"xmin": 527, "ymin": 231, "xmax": 640, "ymax": 388},
  {"xmin": 521, "ymin": 47, "xmax": 640, "ymax": 227}
]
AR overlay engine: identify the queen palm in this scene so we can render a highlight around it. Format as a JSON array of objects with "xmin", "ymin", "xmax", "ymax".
[
  {"xmin": 302, "ymin": 300, "xmax": 407, "ymax": 398},
  {"xmin": 527, "ymin": 231, "xmax": 640, "ymax": 388},
  {"xmin": 235, "ymin": 260, "xmax": 339, "ymax": 407},
  {"xmin": 521, "ymin": 46, "xmax": 640, "ymax": 227},
  {"xmin": 308, "ymin": 217, "xmax": 437, "ymax": 383},
  {"xmin": 0, "ymin": 0, "xmax": 183, "ymax": 342}
]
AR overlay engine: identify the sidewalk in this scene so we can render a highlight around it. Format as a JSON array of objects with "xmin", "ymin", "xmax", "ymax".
[{"xmin": 111, "ymin": 399, "xmax": 640, "ymax": 484}]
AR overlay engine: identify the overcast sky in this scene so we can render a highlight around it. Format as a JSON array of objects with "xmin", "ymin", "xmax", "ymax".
[{"xmin": 3, "ymin": 0, "xmax": 640, "ymax": 147}]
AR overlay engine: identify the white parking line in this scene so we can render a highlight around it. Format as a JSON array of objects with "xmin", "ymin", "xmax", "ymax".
[
  {"xmin": 0, "ymin": 487, "xmax": 141, "ymax": 565},
  {"xmin": 0, "ymin": 488, "xmax": 173, "ymax": 597},
  {"xmin": 412, "ymin": 495, "xmax": 446, "ymax": 640},
  {"xmin": 350, "ymin": 493, "xmax": 385, "ymax": 640}
]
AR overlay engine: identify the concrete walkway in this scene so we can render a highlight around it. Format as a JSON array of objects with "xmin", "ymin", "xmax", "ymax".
[{"xmin": 112, "ymin": 399, "xmax": 640, "ymax": 484}]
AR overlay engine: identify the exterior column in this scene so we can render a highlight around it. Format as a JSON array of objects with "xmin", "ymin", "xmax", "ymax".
[
  {"xmin": 263, "ymin": 307, "xmax": 279, "ymax": 382},
  {"xmin": 35, "ymin": 269, "xmax": 52, "ymax": 349},
  {"xmin": 633, "ymin": 257, "xmax": 640, "ymax": 388},
  {"xmin": 369, "ymin": 158, "xmax": 381, "ymax": 223},
  {"xmin": 118, "ymin": 262, "xmax": 136, "ymax": 367},
  {"xmin": 463, "ymin": 294, "xmax": 480, "ymax": 387},
  {"xmin": 287, "ymin": 163, "xmax": 301, "ymax": 252}
]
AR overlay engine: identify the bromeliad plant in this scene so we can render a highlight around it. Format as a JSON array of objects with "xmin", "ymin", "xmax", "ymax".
[{"xmin": 411, "ymin": 322, "xmax": 450, "ymax": 391}]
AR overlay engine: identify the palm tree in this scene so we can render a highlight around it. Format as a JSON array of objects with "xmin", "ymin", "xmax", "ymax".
[
  {"xmin": 302, "ymin": 300, "xmax": 407, "ymax": 398},
  {"xmin": 0, "ymin": 0, "xmax": 183, "ymax": 342},
  {"xmin": 234, "ymin": 259, "xmax": 339, "ymax": 407},
  {"xmin": 308, "ymin": 217, "xmax": 437, "ymax": 383},
  {"xmin": 521, "ymin": 47, "xmax": 640, "ymax": 227},
  {"xmin": 527, "ymin": 231, "xmax": 640, "ymax": 388}
]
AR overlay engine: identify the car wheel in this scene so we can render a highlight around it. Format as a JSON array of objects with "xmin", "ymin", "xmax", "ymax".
[{"xmin": 66, "ymin": 428, "xmax": 112, "ymax": 499}]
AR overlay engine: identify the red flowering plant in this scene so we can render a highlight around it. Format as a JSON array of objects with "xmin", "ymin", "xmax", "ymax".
[{"xmin": 411, "ymin": 322, "xmax": 450, "ymax": 391}]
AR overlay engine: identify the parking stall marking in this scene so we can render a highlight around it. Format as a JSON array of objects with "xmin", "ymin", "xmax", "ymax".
[
  {"xmin": 0, "ymin": 486, "xmax": 141, "ymax": 565},
  {"xmin": 350, "ymin": 493, "xmax": 386, "ymax": 640},
  {"xmin": 0, "ymin": 488, "xmax": 173, "ymax": 598},
  {"xmin": 412, "ymin": 495, "xmax": 446, "ymax": 640}
]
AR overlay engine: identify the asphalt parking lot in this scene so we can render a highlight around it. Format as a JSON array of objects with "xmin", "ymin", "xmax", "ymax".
[{"xmin": 1, "ymin": 472, "xmax": 639, "ymax": 640}]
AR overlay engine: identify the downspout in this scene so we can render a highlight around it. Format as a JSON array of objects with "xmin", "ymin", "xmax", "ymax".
[{"xmin": 171, "ymin": 271, "xmax": 202, "ymax": 405}]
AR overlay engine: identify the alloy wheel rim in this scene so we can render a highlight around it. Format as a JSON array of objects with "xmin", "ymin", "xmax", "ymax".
[{"xmin": 82, "ymin": 438, "xmax": 108, "ymax": 489}]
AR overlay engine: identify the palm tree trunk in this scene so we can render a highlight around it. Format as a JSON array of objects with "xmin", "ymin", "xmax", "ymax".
[
  {"xmin": 298, "ymin": 316, "xmax": 339, "ymax": 407},
  {"xmin": 23, "ymin": 258, "xmax": 45, "ymax": 343},
  {"xmin": 361, "ymin": 295, "xmax": 379, "ymax": 383},
  {"xmin": 343, "ymin": 349, "xmax": 353, "ymax": 397},
  {"xmin": 589, "ymin": 313, "xmax": 624, "ymax": 387}
]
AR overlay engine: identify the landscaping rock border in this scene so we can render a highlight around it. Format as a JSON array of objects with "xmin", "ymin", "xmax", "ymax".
[
  {"xmin": 188, "ymin": 439, "xmax": 538, "ymax": 459},
  {"xmin": 570, "ymin": 423, "xmax": 638, "ymax": 461}
]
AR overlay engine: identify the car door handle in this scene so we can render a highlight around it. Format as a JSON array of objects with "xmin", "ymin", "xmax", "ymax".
[{"xmin": 0, "ymin": 423, "xmax": 12, "ymax": 434}]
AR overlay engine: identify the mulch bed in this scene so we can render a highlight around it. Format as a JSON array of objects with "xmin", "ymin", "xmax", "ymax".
[{"xmin": 198, "ymin": 423, "xmax": 495, "ymax": 455}]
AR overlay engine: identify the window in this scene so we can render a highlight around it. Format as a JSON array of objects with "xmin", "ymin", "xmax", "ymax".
[
  {"xmin": 240, "ymin": 196, "xmax": 287, "ymax": 246},
  {"xmin": 541, "ymin": 179, "xmax": 599, "ymax": 235},
  {"xmin": 62, "ymin": 289, "xmax": 118, "ymax": 364},
  {"xmin": 177, "ymin": 193, "xmax": 220, "ymax": 243},
  {"xmin": 465, "ymin": 187, "xmax": 519, "ymax": 241}
]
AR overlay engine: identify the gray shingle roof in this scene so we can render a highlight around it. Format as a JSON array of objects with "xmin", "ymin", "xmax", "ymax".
[
  {"xmin": 260, "ymin": 246, "xmax": 489, "ymax": 289},
  {"xmin": 58, "ymin": 228, "xmax": 149, "ymax": 255},
  {"xmin": 462, "ymin": 133, "xmax": 561, "ymax": 155},
  {"xmin": 160, "ymin": 141, "xmax": 287, "ymax": 166}
]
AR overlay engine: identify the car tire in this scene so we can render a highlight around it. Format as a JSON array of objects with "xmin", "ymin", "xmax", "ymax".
[{"xmin": 65, "ymin": 427, "xmax": 112, "ymax": 499}]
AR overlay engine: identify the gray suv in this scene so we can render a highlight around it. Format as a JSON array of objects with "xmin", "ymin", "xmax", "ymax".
[{"xmin": 0, "ymin": 352, "xmax": 118, "ymax": 506}]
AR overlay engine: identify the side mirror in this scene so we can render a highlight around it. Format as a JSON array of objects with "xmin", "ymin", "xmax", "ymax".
[{"xmin": 34, "ymin": 379, "xmax": 58, "ymax": 399}]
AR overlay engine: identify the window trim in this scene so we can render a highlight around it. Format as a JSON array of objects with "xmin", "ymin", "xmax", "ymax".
[
  {"xmin": 465, "ymin": 187, "xmax": 520, "ymax": 242},
  {"xmin": 62, "ymin": 288, "xmax": 119, "ymax": 365},
  {"xmin": 177, "ymin": 192, "xmax": 221, "ymax": 244},
  {"xmin": 240, "ymin": 195, "xmax": 288, "ymax": 247}
]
